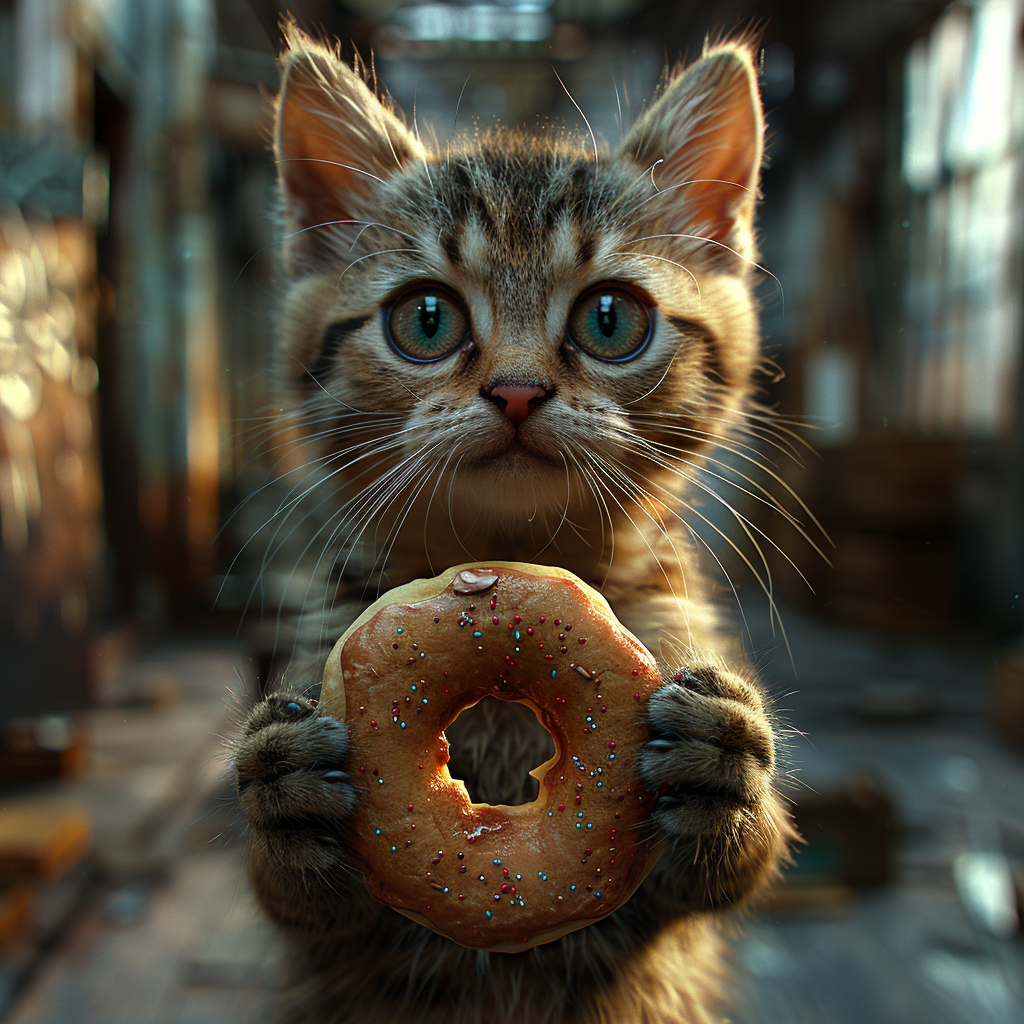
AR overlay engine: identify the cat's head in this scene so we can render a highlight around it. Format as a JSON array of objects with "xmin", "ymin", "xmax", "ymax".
[{"xmin": 272, "ymin": 25, "xmax": 764, "ymax": 546}]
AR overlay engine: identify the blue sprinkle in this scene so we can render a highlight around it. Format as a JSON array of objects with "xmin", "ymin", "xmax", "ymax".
[
  {"xmin": 537, "ymin": 871, "xmax": 543, "ymax": 877},
  {"xmin": 547, "ymin": 811, "xmax": 553, "ymax": 817},
  {"xmin": 443, "ymin": 887, "xmax": 449, "ymax": 894},
  {"xmin": 551, "ymin": 670, "xmax": 556, "ymax": 678},
  {"xmin": 493, "ymin": 859, "xmax": 502, "ymax": 865},
  {"xmin": 478, "ymin": 875, "xmax": 485, "ymax": 881},
  {"xmin": 486, "ymin": 910, "xmax": 491, "ymax": 918},
  {"xmin": 541, "ymin": 873, "xmax": 547, "ymax": 880},
  {"xmin": 493, "ymin": 894, "xmax": 500, "ymax": 901},
  {"xmin": 378, "ymin": 778, "xmax": 384, "ymax": 784},
  {"xmin": 422, "ymin": 698, "xmax": 428, "ymax": 704},
  {"xmin": 473, "ymin": 631, "xmax": 482, "ymax": 637},
  {"xmin": 597, "ymin": 782, "xmax": 602, "ymax": 787},
  {"xmin": 391, "ymin": 846, "xmax": 397, "ymax": 851},
  {"xmin": 570, "ymin": 885, "xmax": 576, "ymax": 891},
  {"xmin": 609, "ymin": 754, "xmax": 615, "ymax": 760},
  {"xmin": 586, "ymin": 823, "xmax": 593, "ymax": 830},
  {"xmin": 595, "ymin": 891, "xmax": 602, "ymax": 899},
  {"xmin": 516, "ymin": 875, "xmax": 522, "ymax": 881},
  {"xmin": 400, "ymin": 722, "xmax": 406, "ymax": 730},
  {"xmin": 597, "ymin": 768, "xmax": 603, "ymax": 774},
  {"xmin": 375, "ymin": 829, "xmax": 381, "ymax": 835},
  {"xmin": 411, "ymin": 684, "xmax": 417, "ymax": 690},
  {"xmin": 576, "ymin": 812, "xmax": 583, "ymax": 818},
  {"xmin": 514, "ymin": 630, "xmax": 520, "ymax": 640},
  {"xmin": 575, "ymin": 823, "xmax": 581, "ymax": 829},
  {"xmin": 397, "ymin": 628, "xmax": 403, "ymax": 634}
]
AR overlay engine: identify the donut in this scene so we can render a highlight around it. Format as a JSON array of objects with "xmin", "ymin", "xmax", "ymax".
[{"xmin": 320, "ymin": 562, "xmax": 664, "ymax": 952}]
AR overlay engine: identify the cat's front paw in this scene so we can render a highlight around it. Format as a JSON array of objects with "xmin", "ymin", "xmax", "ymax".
[
  {"xmin": 235, "ymin": 693, "xmax": 358, "ymax": 873},
  {"xmin": 639, "ymin": 664, "xmax": 786, "ymax": 906}
]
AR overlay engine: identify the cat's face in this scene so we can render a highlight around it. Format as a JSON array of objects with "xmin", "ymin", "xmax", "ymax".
[{"xmin": 274, "ymin": 28, "xmax": 763, "ymax": 546}]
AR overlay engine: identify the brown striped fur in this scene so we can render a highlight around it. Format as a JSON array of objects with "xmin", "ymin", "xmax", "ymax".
[{"xmin": 234, "ymin": 23, "xmax": 796, "ymax": 1024}]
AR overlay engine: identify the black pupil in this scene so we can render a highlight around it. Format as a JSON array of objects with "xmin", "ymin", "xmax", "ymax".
[
  {"xmin": 419, "ymin": 295, "xmax": 440, "ymax": 338},
  {"xmin": 597, "ymin": 295, "xmax": 616, "ymax": 337}
]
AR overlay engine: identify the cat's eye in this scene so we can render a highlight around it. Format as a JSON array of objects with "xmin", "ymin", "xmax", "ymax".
[
  {"xmin": 567, "ymin": 285, "xmax": 652, "ymax": 362},
  {"xmin": 385, "ymin": 285, "xmax": 469, "ymax": 363}
]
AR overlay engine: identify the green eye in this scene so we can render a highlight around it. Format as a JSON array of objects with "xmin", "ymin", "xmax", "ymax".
[
  {"xmin": 386, "ymin": 286, "xmax": 469, "ymax": 363},
  {"xmin": 568, "ymin": 286, "xmax": 651, "ymax": 362}
]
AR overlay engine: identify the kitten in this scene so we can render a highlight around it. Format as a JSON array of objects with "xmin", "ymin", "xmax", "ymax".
[{"xmin": 234, "ymin": 24, "xmax": 795, "ymax": 1024}]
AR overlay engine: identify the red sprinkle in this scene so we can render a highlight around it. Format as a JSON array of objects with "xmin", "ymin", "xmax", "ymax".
[
  {"xmin": 514, "ymin": 615, "xmax": 521, "ymax": 623},
  {"xmin": 493, "ymin": 616, "xmax": 500, "ymax": 624},
  {"xmin": 633, "ymin": 693, "xmax": 640, "ymax": 701},
  {"xmin": 609, "ymin": 741, "xmax": 616, "ymax": 749},
  {"xmin": 540, "ymin": 616, "xmax": 546, "ymax": 622},
  {"xmin": 578, "ymin": 637, "xmax": 587, "ymax": 644},
  {"xmin": 408, "ymin": 804, "xmax": 415, "ymax": 811},
  {"xmin": 558, "ymin": 804, "xmax": 565, "ymax": 811}
]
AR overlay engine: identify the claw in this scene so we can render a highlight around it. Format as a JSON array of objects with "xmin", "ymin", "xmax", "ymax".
[
  {"xmin": 645, "ymin": 739, "xmax": 675, "ymax": 752},
  {"xmin": 322, "ymin": 770, "xmax": 350, "ymax": 784}
]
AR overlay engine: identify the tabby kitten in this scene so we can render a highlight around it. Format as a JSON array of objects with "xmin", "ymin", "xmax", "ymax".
[{"xmin": 234, "ymin": 25, "xmax": 795, "ymax": 1024}]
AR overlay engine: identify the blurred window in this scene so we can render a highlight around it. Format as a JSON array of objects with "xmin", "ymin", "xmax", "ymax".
[{"xmin": 900, "ymin": 0, "xmax": 1023, "ymax": 435}]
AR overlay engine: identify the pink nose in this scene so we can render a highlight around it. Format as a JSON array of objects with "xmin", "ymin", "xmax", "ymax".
[{"xmin": 489, "ymin": 384, "xmax": 548, "ymax": 424}]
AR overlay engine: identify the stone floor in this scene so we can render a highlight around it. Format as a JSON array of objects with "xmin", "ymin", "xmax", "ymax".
[{"xmin": 3, "ymin": 607, "xmax": 1023, "ymax": 1024}]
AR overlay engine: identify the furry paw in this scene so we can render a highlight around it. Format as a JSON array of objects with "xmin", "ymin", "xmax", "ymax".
[
  {"xmin": 639, "ymin": 664, "xmax": 775, "ymax": 834},
  {"xmin": 235, "ymin": 693, "xmax": 358, "ymax": 869}
]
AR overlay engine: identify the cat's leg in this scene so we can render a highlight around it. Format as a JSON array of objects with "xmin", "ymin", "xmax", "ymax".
[
  {"xmin": 638, "ymin": 661, "xmax": 794, "ymax": 910},
  {"xmin": 234, "ymin": 690, "xmax": 361, "ymax": 926}
]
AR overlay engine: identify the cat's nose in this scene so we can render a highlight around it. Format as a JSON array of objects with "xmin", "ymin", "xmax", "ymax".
[{"xmin": 487, "ymin": 383, "xmax": 549, "ymax": 424}]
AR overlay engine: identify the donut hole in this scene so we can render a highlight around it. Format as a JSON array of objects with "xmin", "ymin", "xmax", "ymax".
[{"xmin": 444, "ymin": 697, "xmax": 556, "ymax": 807}]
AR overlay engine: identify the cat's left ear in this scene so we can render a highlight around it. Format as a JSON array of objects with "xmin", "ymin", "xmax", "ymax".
[
  {"xmin": 618, "ymin": 46, "xmax": 763, "ymax": 258},
  {"xmin": 274, "ymin": 24, "xmax": 425, "ymax": 268}
]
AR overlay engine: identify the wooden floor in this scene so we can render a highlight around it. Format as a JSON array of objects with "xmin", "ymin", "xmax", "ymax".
[{"xmin": 3, "ymin": 612, "xmax": 1023, "ymax": 1024}]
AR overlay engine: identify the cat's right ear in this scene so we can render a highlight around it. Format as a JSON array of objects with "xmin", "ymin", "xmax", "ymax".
[{"xmin": 274, "ymin": 24, "xmax": 424, "ymax": 270}]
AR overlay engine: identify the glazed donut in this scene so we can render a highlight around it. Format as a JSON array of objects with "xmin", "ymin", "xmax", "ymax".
[{"xmin": 320, "ymin": 562, "xmax": 663, "ymax": 952}]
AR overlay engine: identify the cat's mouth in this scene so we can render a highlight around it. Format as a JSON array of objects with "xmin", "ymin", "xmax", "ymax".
[{"xmin": 475, "ymin": 433, "xmax": 563, "ymax": 470}]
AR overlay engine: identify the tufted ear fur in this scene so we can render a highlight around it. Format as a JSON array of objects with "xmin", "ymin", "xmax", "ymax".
[
  {"xmin": 274, "ymin": 23, "xmax": 425, "ymax": 270},
  {"xmin": 618, "ymin": 46, "xmax": 763, "ymax": 259}
]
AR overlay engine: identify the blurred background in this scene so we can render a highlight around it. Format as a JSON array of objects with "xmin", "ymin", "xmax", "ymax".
[{"xmin": 0, "ymin": 0, "xmax": 1022, "ymax": 1020}]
